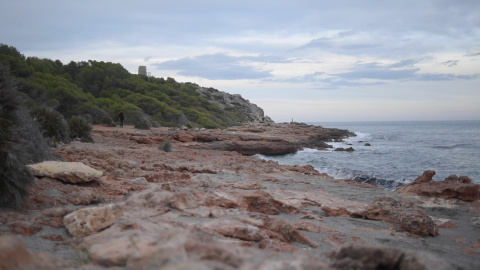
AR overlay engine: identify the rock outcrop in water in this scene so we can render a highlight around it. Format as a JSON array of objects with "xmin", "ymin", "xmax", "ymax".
[
  {"xmin": 0, "ymin": 123, "xmax": 479, "ymax": 269},
  {"xmin": 396, "ymin": 170, "xmax": 480, "ymax": 202}
]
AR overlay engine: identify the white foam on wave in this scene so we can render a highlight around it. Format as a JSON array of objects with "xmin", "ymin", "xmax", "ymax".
[
  {"xmin": 299, "ymin": 148, "xmax": 321, "ymax": 153},
  {"xmin": 348, "ymin": 131, "xmax": 371, "ymax": 142}
]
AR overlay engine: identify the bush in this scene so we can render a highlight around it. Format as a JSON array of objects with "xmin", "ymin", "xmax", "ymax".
[
  {"xmin": 68, "ymin": 116, "xmax": 93, "ymax": 142},
  {"xmin": 134, "ymin": 114, "xmax": 152, "ymax": 130},
  {"xmin": 30, "ymin": 105, "xmax": 70, "ymax": 146},
  {"xmin": 0, "ymin": 66, "xmax": 52, "ymax": 208},
  {"xmin": 158, "ymin": 140, "xmax": 172, "ymax": 152}
]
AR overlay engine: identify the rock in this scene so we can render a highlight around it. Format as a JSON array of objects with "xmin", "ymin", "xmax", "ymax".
[
  {"xmin": 241, "ymin": 191, "xmax": 300, "ymax": 215},
  {"xmin": 27, "ymin": 161, "xmax": 103, "ymax": 184},
  {"xmin": 67, "ymin": 188, "xmax": 103, "ymax": 205},
  {"xmin": 459, "ymin": 175, "xmax": 472, "ymax": 184},
  {"xmin": 330, "ymin": 245, "xmax": 453, "ymax": 270},
  {"xmin": 213, "ymin": 141, "xmax": 299, "ymax": 156},
  {"xmin": 63, "ymin": 204, "xmax": 117, "ymax": 236},
  {"xmin": 444, "ymin": 174, "xmax": 458, "ymax": 182},
  {"xmin": 130, "ymin": 177, "xmax": 149, "ymax": 185},
  {"xmin": 197, "ymin": 219, "xmax": 269, "ymax": 242},
  {"xmin": 334, "ymin": 147, "xmax": 355, "ymax": 152},
  {"xmin": 413, "ymin": 170, "xmax": 436, "ymax": 183},
  {"xmin": 0, "ymin": 234, "xmax": 68, "ymax": 269},
  {"xmin": 6, "ymin": 220, "xmax": 42, "ymax": 236},
  {"xmin": 364, "ymin": 143, "xmax": 371, "ymax": 146},
  {"xmin": 266, "ymin": 219, "xmax": 319, "ymax": 248},
  {"xmin": 397, "ymin": 171, "xmax": 480, "ymax": 202},
  {"xmin": 364, "ymin": 197, "xmax": 438, "ymax": 236}
]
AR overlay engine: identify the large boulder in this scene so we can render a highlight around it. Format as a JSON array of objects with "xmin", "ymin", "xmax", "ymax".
[
  {"xmin": 27, "ymin": 161, "xmax": 103, "ymax": 184},
  {"xmin": 396, "ymin": 170, "xmax": 480, "ymax": 202},
  {"xmin": 63, "ymin": 204, "xmax": 117, "ymax": 236}
]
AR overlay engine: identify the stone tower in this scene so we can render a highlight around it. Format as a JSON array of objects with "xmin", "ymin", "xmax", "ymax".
[{"xmin": 138, "ymin": 66, "xmax": 147, "ymax": 76}]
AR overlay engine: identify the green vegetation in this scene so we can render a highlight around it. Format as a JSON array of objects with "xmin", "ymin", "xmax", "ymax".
[
  {"xmin": 0, "ymin": 43, "xmax": 259, "ymax": 208},
  {"xmin": 1, "ymin": 44, "xmax": 253, "ymax": 130},
  {"xmin": 158, "ymin": 140, "xmax": 173, "ymax": 152},
  {"xmin": 0, "ymin": 66, "xmax": 53, "ymax": 208}
]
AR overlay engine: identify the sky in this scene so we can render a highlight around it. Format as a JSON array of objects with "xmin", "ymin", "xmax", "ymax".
[{"xmin": 1, "ymin": 0, "xmax": 480, "ymax": 123}]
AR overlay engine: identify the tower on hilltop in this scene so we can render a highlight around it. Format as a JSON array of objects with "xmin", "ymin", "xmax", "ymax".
[{"xmin": 138, "ymin": 66, "xmax": 147, "ymax": 76}]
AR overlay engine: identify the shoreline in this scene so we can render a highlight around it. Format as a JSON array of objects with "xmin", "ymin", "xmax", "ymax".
[{"xmin": 1, "ymin": 123, "xmax": 479, "ymax": 269}]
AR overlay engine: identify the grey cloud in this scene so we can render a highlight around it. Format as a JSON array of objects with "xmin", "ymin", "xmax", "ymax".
[
  {"xmin": 441, "ymin": 60, "xmax": 459, "ymax": 67},
  {"xmin": 466, "ymin": 52, "xmax": 480, "ymax": 57},
  {"xmin": 153, "ymin": 53, "xmax": 272, "ymax": 80},
  {"xmin": 332, "ymin": 61, "xmax": 479, "ymax": 82},
  {"xmin": 387, "ymin": 59, "xmax": 419, "ymax": 68}
]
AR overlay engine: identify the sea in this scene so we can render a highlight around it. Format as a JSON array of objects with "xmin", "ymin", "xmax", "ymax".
[{"xmin": 255, "ymin": 120, "xmax": 480, "ymax": 190}]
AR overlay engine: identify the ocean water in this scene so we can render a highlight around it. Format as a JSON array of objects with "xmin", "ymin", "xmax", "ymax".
[{"xmin": 255, "ymin": 120, "xmax": 480, "ymax": 190}]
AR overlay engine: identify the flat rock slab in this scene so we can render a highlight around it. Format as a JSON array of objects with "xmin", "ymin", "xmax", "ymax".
[
  {"xmin": 27, "ymin": 161, "xmax": 103, "ymax": 184},
  {"xmin": 63, "ymin": 204, "xmax": 116, "ymax": 237}
]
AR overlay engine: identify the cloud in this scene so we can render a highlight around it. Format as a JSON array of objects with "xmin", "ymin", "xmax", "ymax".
[
  {"xmin": 153, "ymin": 53, "xmax": 273, "ymax": 80},
  {"xmin": 441, "ymin": 60, "xmax": 459, "ymax": 67},
  {"xmin": 304, "ymin": 60, "xmax": 480, "ymax": 89}
]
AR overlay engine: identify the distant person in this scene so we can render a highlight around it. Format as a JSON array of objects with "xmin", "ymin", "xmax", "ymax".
[{"xmin": 118, "ymin": 110, "xmax": 124, "ymax": 127}]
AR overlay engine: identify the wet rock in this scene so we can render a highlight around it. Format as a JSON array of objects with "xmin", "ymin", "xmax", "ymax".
[
  {"xmin": 63, "ymin": 204, "xmax": 118, "ymax": 236},
  {"xmin": 0, "ymin": 234, "xmax": 68, "ymax": 269},
  {"xmin": 27, "ymin": 161, "xmax": 103, "ymax": 184},
  {"xmin": 334, "ymin": 147, "xmax": 355, "ymax": 152}
]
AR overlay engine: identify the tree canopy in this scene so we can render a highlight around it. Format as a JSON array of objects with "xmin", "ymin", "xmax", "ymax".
[{"xmin": 0, "ymin": 43, "xmax": 255, "ymax": 130}]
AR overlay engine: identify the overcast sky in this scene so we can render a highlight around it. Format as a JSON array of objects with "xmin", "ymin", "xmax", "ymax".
[{"xmin": 2, "ymin": 0, "xmax": 479, "ymax": 122}]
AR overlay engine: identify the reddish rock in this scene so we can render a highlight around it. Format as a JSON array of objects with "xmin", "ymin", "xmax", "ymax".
[
  {"xmin": 397, "ymin": 171, "xmax": 480, "ymax": 202},
  {"xmin": 6, "ymin": 220, "xmax": 42, "ymax": 236},
  {"xmin": 330, "ymin": 245, "xmax": 452, "ymax": 270},
  {"xmin": 265, "ymin": 219, "xmax": 318, "ymax": 248},
  {"xmin": 444, "ymin": 174, "xmax": 459, "ymax": 182},
  {"xmin": 0, "ymin": 234, "xmax": 67, "ymax": 269},
  {"xmin": 416, "ymin": 170, "xmax": 436, "ymax": 183},
  {"xmin": 459, "ymin": 176, "xmax": 472, "ymax": 184},
  {"xmin": 241, "ymin": 191, "xmax": 300, "ymax": 215},
  {"xmin": 364, "ymin": 196, "xmax": 438, "ymax": 236}
]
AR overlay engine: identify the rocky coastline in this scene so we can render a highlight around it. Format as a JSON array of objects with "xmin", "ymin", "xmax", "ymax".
[{"xmin": 1, "ymin": 122, "xmax": 479, "ymax": 269}]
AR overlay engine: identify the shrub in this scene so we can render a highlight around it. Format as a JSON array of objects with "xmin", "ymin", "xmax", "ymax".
[
  {"xmin": 68, "ymin": 116, "xmax": 93, "ymax": 142},
  {"xmin": 30, "ymin": 105, "xmax": 70, "ymax": 146},
  {"xmin": 158, "ymin": 140, "xmax": 172, "ymax": 152},
  {"xmin": 0, "ymin": 66, "xmax": 52, "ymax": 208},
  {"xmin": 133, "ymin": 113, "xmax": 153, "ymax": 130}
]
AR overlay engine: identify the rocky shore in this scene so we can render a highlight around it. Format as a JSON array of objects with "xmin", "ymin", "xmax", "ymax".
[{"xmin": 1, "ymin": 122, "xmax": 479, "ymax": 269}]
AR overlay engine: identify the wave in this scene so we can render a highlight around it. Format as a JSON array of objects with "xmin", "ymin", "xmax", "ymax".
[
  {"xmin": 432, "ymin": 143, "xmax": 471, "ymax": 149},
  {"xmin": 353, "ymin": 175, "xmax": 405, "ymax": 190},
  {"xmin": 316, "ymin": 166, "xmax": 406, "ymax": 190}
]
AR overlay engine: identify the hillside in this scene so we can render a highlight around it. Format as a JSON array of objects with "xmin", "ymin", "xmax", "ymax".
[{"xmin": 0, "ymin": 44, "xmax": 268, "ymax": 130}]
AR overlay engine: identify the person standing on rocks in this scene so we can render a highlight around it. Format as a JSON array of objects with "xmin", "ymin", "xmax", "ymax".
[{"xmin": 118, "ymin": 110, "xmax": 124, "ymax": 128}]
